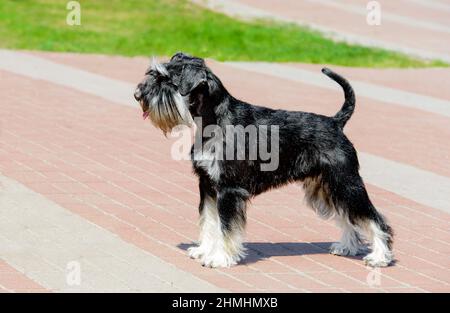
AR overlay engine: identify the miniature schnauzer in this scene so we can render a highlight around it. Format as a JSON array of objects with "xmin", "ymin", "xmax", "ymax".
[{"xmin": 134, "ymin": 52, "xmax": 393, "ymax": 268}]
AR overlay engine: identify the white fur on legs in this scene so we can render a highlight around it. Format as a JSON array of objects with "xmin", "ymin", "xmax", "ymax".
[
  {"xmin": 188, "ymin": 196, "xmax": 218, "ymax": 260},
  {"xmin": 330, "ymin": 215, "xmax": 366, "ymax": 256},
  {"xmin": 188, "ymin": 196, "xmax": 245, "ymax": 268},
  {"xmin": 200, "ymin": 228, "xmax": 245, "ymax": 268},
  {"xmin": 363, "ymin": 221, "xmax": 393, "ymax": 267}
]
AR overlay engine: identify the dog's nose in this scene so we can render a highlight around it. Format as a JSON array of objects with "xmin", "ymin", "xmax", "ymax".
[{"xmin": 134, "ymin": 87, "xmax": 142, "ymax": 101}]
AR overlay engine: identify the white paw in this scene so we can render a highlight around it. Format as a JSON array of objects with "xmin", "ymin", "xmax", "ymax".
[
  {"xmin": 363, "ymin": 253, "xmax": 393, "ymax": 267},
  {"xmin": 329, "ymin": 242, "xmax": 358, "ymax": 256},
  {"xmin": 187, "ymin": 246, "xmax": 205, "ymax": 259},
  {"xmin": 330, "ymin": 242, "xmax": 368, "ymax": 256},
  {"xmin": 201, "ymin": 251, "xmax": 237, "ymax": 268}
]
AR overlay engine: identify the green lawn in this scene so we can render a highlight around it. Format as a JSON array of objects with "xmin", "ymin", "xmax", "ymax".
[{"xmin": 0, "ymin": 0, "xmax": 445, "ymax": 67}]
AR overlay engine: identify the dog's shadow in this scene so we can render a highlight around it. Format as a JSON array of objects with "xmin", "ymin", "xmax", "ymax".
[{"xmin": 177, "ymin": 242, "xmax": 366, "ymax": 265}]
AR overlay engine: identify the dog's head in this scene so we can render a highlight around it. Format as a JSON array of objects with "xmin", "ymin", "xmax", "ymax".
[{"xmin": 134, "ymin": 52, "xmax": 217, "ymax": 134}]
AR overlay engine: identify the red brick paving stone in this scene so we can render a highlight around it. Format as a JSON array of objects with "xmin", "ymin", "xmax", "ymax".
[
  {"xmin": 0, "ymin": 261, "xmax": 48, "ymax": 293},
  {"xmin": 336, "ymin": 287, "xmax": 386, "ymax": 293},
  {"xmin": 411, "ymin": 226, "xmax": 450, "ymax": 243},
  {"xmin": 246, "ymin": 258, "xmax": 295, "ymax": 274},
  {"xmin": 245, "ymin": 225, "xmax": 292, "ymax": 243},
  {"xmin": 378, "ymin": 287, "xmax": 423, "ymax": 293},
  {"xmin": 395, "ymin": 244, "xmax": 450, "ymax": 270},
  {"xmin": 234, "ymin": 273, "xmax": 298, "ymax": 291},
  {"xmin": 416, "ymin": 285, "xmax": 450, "ymax": 293},
  {"xmin": 380, "ymin": 267, "xmax": 447, "ymax": 291},
  {"xmin": 270, "ymin": 273, "xmax": 329, "ymax": 290},
  {"xmin": 415, "ymin": 238, "xmax": 450, "ymax": 254},
  {"xmin": 171, "ymin": 257, "xmax": 260, "ymax": 279},
  {"xmin": 194, "ymin": 273, "xmax": 260, "ymax": 291},
  {"xmin": 0, "ymin": 169, "xmax": 48, "ymax": 183},
  {"xmin": 222, "ymin": 263, "xmax": 262, "ymax": 275},
  {"xmin": 344, "ymin": 270, "xmax": 409, "ymax": 288},
  {"xmin": 308, "ymin": 255, "xmax": 368, "ymax": 273},
  {"xmin": 1, "ymin": 61, "xmax": 450, "ymax": 292},
  {"xmin": 271, "ymin": 256, "xmax": 329, "ymax": 273},
  {"xmin": 310, "ymin": 271, "xmax": 374, "ymax": 289},
  {"xmin": 415, "ymin": 268, "xmax": 450, "ymax": 287},
  {"xmin": 304, "ymin": 287, "xmax": 346, "ymax": 293}
]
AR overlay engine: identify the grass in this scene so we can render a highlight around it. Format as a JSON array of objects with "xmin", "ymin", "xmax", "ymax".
[{"xmin": 0, "ymin": 0, "xmax": 445, "ymax": 67}]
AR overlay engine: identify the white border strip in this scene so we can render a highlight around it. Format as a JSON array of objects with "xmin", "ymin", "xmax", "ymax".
[
  {"xmin": 0, "ymin": 50, "xmax": 136, "ymax": 107},
  {"xmin": 359, "ymin": 153, "xmax": 450, "ymax": 213}
]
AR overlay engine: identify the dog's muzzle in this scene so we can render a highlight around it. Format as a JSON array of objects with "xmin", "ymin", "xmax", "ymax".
[{"xmin": 134, "ymin": 87, "xmax": 150, "ymax": 119}]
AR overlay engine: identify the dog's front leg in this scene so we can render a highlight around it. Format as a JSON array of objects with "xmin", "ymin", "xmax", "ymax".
[
  {"xmin": 188, "ymin": 194, "xmax": 218, "ymax": 260},
  {"xmin": 188, "ymin": 177, "xmax": 217, "ymax": 260},
  {"xmin": 197, "ymin": 187, "xmax": 248, "ymax": 268}
]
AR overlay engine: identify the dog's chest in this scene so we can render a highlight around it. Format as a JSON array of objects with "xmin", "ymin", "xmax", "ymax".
[{"xmin": 192, "ymin": 137, "xmax": 221, "ymax": 182}]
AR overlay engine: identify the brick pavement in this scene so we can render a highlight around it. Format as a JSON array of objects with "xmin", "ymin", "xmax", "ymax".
[{"xmin": 0, "ymin": 50, "xmax": 449, "ymax": 292}]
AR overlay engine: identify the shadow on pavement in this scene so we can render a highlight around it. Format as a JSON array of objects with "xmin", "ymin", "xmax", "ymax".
[{"xmin": 178, "ymin": 241, "xmax": 368, "ymax": 265}]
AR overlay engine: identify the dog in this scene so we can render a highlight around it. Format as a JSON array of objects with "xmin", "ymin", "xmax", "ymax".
[{"xmin": 134, "ymin": 52, "xmax": 394, "ymax": 268}]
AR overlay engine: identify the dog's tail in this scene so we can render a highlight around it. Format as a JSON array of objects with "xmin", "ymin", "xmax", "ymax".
[{"xmin": 321, "ymin": 68, "xmax": 355, "ymax": 129}]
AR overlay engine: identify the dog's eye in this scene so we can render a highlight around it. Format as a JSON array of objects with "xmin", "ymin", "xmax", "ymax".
[{"xmin": 146, "ymin": 69, "xmax": 156, "ymax": 77}]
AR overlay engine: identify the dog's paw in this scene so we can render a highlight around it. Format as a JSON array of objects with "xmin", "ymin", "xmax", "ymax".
[
  {"xmin": 329, "ymin": 242, "xmax": 358, "ymax": 256},
  {"xmin": 363, "ymin": 253, "xmax": 392, "ymax": 267},
  {"xmin": 201, "ymin": 252, "xmax": 237, "ymax": 268},
  {"xmin": 187, "ymin": 246, "xmax": 205, "ymax": 259},
  {"xmin": 330, "ymin": 242, "xmax": 368, "ymax": 256}
]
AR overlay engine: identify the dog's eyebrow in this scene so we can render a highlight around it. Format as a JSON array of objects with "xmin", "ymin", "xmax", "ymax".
[{"xmin": 182, "ymin": 63, "xmax": 205, "ymax": 70}]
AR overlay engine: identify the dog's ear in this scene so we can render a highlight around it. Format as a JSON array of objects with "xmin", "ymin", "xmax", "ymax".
[
  {"xmin": 179, "ymin": 65, "xmax": 207, "ymax": 96},
  {"xmin": 171, "ymin": 52, "xmax": 189, "ymax": 62}
]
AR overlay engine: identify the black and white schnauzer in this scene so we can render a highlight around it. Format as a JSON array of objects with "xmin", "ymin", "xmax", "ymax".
[{"xmin": 134, "ymin": 52, "xmax": 394, "ymax": 268}]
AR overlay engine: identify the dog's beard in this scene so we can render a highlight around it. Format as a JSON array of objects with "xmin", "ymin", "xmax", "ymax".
[{"xmin": 144, "ymin": 86, "xmax": 193, "ymax": 134}]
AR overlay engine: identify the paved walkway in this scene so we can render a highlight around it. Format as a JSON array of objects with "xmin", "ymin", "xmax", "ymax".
[
  {"xmin": 0, "ymin": 50, "xmax": 449, "ymax": 292},
  {"xmin": 193, "ymin": 0, "xmax": 450, "ymax": 62},
  {"xmin": 0, "ymin": 175, "xmax": 224, "ymax": 292}
]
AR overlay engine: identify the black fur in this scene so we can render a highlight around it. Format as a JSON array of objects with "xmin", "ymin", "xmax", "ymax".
[{"xmin": 135, "ymin": 52, "xmax": 394, "ymax": 267}]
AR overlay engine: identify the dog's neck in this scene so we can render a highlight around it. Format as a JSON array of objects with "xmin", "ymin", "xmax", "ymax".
[{"xmin": 190, "ymin": 72, "xmax": 234, "ymax": 132}]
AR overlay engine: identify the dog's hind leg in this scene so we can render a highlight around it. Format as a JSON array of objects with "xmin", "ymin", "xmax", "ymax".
[
  {"xmin": 303, "ymin": 176, "xmax": 366, "ymax": 256},
  {"xmin": 330, "ymin": 214, "xmax": 367, "ymax": 256},
  {"xmin": 362, "ymin": 213, "xmax": 394, "ymax": 267},
  {"xmin": 325, "ymin": 171, "xmax": 394, "ymax": 267},
  {"xmin": 200, "ymin": 187, "xmax": 248, "ymax": 268},
  {"xmin": 303, "ymin": 175, "xmax": 335, "ymax": 220}
]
